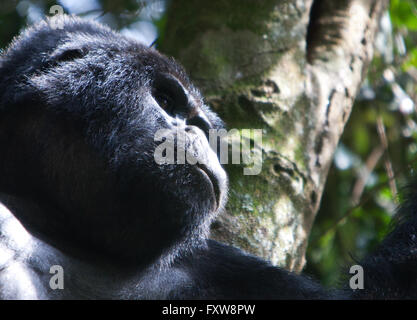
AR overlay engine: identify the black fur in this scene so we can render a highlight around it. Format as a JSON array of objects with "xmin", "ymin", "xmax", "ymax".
[{"xmin": 0, "ymin": 15, "xmax": 416, "ymax": 299}]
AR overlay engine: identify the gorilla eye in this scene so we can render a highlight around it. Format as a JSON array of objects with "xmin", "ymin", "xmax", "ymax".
[
  {"xmin": 51, "ymin": 48, "xmax": 85, "ymax": 63},
  {"xmin": 152, "ymin": 73, "xmax": 190, "ymax": 117},
  {"xmin": 154, "ymin": 91, "xmax": 175, "ymax": 113},
  {"xmin": 55, "ymin": 49, "xmax": 84, "ymax": 62}
]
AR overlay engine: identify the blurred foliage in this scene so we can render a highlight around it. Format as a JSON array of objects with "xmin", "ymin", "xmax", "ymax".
[
  {"xmin": 0, "ymin": 0, "xmax": 166, "ymax": 48},
  {"xmin": 306, "ymin": 0, "xmax": 417, "ymax": 286},
  {"xmin": 1, "ymin": 0, "xmax": 417, "ymax": 287}
]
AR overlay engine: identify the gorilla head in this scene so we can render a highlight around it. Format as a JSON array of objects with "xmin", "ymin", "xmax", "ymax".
[
  {"xmin": 3, "ymin": 13, "xmax": 417, "ymax": 302},
  {"xmin": 0, "ymin": 15, "xmax": 228, "ymax": 265}
]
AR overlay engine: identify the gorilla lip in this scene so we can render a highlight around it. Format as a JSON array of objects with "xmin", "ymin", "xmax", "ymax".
[{"xmin": 196, "ymin": 164, "xmax": 221, "ymax": 210}]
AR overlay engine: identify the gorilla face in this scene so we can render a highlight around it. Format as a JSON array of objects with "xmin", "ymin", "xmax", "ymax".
[{"xmin": 0, "ymin": 16, "xmax": 228, "ymax": 264}]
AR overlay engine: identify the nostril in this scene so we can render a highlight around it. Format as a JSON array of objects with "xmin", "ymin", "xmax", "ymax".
[
  {"xmin": 171, "ymin": 118, "xmax": 185, "ymax": 127},
  {"xmin": 186, "ymin": 115, "xmax": 211, "ymax": 139}
]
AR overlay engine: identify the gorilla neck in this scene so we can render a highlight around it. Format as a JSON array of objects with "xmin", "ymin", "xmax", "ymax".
[
  {"xmin": 0, "ymin": 193, "xmax": 53, "ymax": 233},
  {"xmin": 0, "ymin": 192, "xmax": 91, "ymax": 260},
  {"xmin": 0, "ymin": 194, "xmax": 195, "ymax": 299},
  {"xmin": 0, "ymin": 192, "xmax": 205, "ymax": 269}
]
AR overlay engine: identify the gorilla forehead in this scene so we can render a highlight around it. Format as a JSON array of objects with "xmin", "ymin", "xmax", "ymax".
[
  {"xmin": 2, "ymin": 15, "xmax": 188, "ymax": 80},
  {"xmin": 0, "ymin": 15, "xmax": 203, "ymax": 118}
]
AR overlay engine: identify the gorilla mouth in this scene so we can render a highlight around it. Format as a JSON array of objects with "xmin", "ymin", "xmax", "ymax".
[{"xmin": 196, "ymin": 164, "xmax": 221, "ymax": 210}]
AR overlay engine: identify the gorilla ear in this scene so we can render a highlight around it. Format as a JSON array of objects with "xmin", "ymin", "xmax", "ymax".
[{"xmin": 50, "ymin": 46, "xmax": 86, "ymax": 63}]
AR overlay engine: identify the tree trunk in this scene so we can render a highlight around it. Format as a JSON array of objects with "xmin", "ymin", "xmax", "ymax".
[{"xmin": 160, "ymin": 0, "xmax": 388, "ymax": 272}]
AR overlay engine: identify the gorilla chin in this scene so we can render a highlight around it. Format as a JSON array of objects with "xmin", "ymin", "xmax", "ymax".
[{"xmin": 2, "ymin": 14, "xmax": 417, "ymax": 299}]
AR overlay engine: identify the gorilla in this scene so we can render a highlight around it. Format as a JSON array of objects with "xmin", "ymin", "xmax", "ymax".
[{"xmin": 1, "ymin": 15, "xmax": 417, "ymax": 299}]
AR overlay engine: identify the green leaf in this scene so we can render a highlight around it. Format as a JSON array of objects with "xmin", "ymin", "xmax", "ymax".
[
  {"xmin": 390, "ymin": 0, "xmax": 417, "ymax": 31},
  {"xmin": 402, "ymin": 48, "xmax": 417, "ymax": 70}
]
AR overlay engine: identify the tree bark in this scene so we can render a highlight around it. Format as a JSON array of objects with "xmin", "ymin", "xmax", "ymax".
[{"xmin": 160, "ymin": 0, "xmax": 388, "ymax": 272}]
